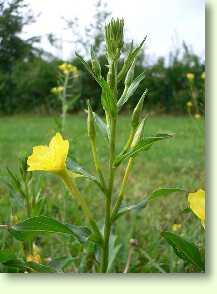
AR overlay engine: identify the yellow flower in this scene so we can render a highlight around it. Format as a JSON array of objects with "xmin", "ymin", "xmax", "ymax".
[
  {"xmin": 51, "ymin": 86, "xmax": 64, "ymax": 95},
  {"xmin": 188, "ymin": 189, "xmax": 205, "ymax": 228},
  {"xmin": 58, "ymin": 63, "xmax": 79, "ymax": 75},
  {"xmin": 186, "ymin": 73, "xmax": 194, "ymax": 81},
  {"xmin": 27, "ymin": 133, "xmax": 69, "ymax": 173},
  {"xmin": 172, "ymin": 224, "xmax": 182, "ymax": 232},
  {"xmin": 186, "ymin": 101, "xmax": 193, "ymax": 108},
  {"xmin": 26, "ymin": 254, "xmax": 41, "ymax": 264},
  {"xmin": 201, "ymin": 72, "xmax": 205, "ymax": 79},
  {"xmin": 195, "ymin": 113, "xmax": 201, "ymax": 119}
]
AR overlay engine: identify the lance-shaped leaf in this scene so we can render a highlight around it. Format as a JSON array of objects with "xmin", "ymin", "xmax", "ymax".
[
  {"xmin": 117, "ymin": 71, "xmax": 146, "ymax": 110},
  {"xmin": 66, "ymin": 158, "xmax": 97, "ymax": 181},
  {"xmin": 148, "ymin": 187, "xmax": 186, "ymax": 201},
  {"xmin": 114, "ymin": 133, "xmax": 173, "ymax": 166},
  {"xmin": 162, "ymin": 231, "xmax": 205, "ymax": 271},
  {"xmin": 113, "ymin": 197, "xmax": 149, "ymax": 221},
  {"xmin": 92, "ymin": 111, "xmax": 109, "ymax": 141},
  {"xmin": 118, "ymin": 37, "xmax": 147, "ymax": 83},
  {"xmin": 75, "ymin": 52, "xmax": 101, "ymax": 85},
  {"xmin": 100, "ymin": 79, "xmax": 117, "ymax": 117},
  {"xmin": 9, "ymin": 216, "xmax": 91, "ymax": 243},
  {"xmin": 67, "ymin": 158, "xmax": 104, "ymax": 192},
  {"xmin": 113, "ymin": 187, "xmax": 185, "ymax": 221},
  {"xmin": 107, "ymin": 235, "xmax": 122, "ymax": 272}
]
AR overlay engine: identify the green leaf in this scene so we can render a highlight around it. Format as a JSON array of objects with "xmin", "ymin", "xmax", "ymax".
[
  {"xmin": 0, "ymin": 250, "xmax": 16, "ymax": 263},
  {"xmin": 107, "ymin": 235, "xmax": 122, "ymax": 272},
  {"xmin": 100, "ymin": 79, "xmax": 117, "ymax": 117},
  {"xmin": 113, "ymin": 197, "xmax": 149, "ymax": 221},
  {"xmin": 117, "ymin": 71, "xmax": 146, "ymax": 109},
  {"xmin": 75, "ymin": 52, "xmax": 101, "ymax": 84},
  {"xmin": 3, "ymin": 258, "xmax": 26, "ymax": 272},
  {"xmin": 113, "ymin": 187, "xmax": 185, "ymax": 221},
  {"xmin": 162, "ymin": 231, "xmax": 205, "ymax": 271},
  {"xmin": 93, "ymin": 111, "xmax": 109, "ymax": 141},
  {"xmin": 9, "ymin": 216, "xmax": 91, "ymax": 243},
  {"xmin": 149, "ymin": 187, "xmax": 186, "ymax": 201},
  {"xmin": 66, "ymin": 158, "xmax": 97, "ymax": 182},
  {"xmin": 118, "ymin": 37, "xmax": 146, "ymax": 83},
  {"xmin": 114, "ymin": 133, "xmax": 173, "ymax": 166}
]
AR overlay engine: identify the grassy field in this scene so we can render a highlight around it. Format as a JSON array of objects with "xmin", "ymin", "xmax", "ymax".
[{"xmin": 0, "ymin": 114, "xmax": 204, "ymax": 272}]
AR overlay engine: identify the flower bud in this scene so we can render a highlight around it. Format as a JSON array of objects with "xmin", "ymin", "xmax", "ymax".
[
  {"xmin": 131, "ymin": 89, "xmax": 148, "ymax": 129},
  {"xmin": 105, "ymin": 18, "xmax": 124, "ymax": 61},
  {"xmin": 131, "ymin": 115, "xmax": 148, "ymax": 147},
  {"xmin": 125, "ymin": 59, "xmax": 136, "ymax": 87}
]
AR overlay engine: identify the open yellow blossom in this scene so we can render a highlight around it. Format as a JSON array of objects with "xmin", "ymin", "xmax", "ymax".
[
  {"xmin": 58, "ymin": 63, "xmax": 79, "ymax": 75},
  {"xmin": 27, "ymin": 133, "xmax": 69, "ymax": 173},
  {"xmin": 201, "ymin": 72, "xmax": 205, "ymax": 79},
  {"xmin": 27, "ymin": 254, "xmax": 41, "ymax": 264},
  {"xmin": 188, "ymin": 189, "xmax": 205, "ymax": 228},
  {"xmin": 195, "ymin": 113, "xmax": 201, "ymax": 119},
  {"xmin": 186, "ymin": 101, "xmax": 193, "ymax": 108},
  {"xmin": 172, "ymin": 223, "xmax": 182, "ymax": 232},
  {"xmin": 186, "ymin": 73, "xmax": 194, "ymax": 81},
  {"xmin": 51, "ymin": 86, "xmax": 64, "ymax": 95}
]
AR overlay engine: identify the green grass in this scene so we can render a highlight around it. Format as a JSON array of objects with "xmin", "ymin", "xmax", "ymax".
[{"xmin": 0, "ymin": 114, "xmax": 204, "ymax": 273}]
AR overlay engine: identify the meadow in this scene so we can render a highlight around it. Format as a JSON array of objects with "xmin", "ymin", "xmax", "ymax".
[{"xmin": 0, "ymin": 114, "xmax": 204, "ymax": 273}]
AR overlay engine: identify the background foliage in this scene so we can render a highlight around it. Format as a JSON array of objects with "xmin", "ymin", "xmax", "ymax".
[{"xmin": 0, "ymin": 0, "xmax": 205, "ymax": 115}]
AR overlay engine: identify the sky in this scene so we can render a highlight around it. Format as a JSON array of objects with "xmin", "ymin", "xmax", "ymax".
[{"xmin": 23, "ymin": 0, "xmax": 205, "ymax": 61}]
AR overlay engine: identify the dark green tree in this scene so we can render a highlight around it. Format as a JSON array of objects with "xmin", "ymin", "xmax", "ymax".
[{"xmin": 0, "ymin": 0, "xmax": 39, "ymax": 113}]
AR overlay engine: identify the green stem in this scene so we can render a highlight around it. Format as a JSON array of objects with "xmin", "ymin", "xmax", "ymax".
[
  {"xmin": 24, "ymin": 180, "xmax": 33, "ymax": 256},
  {"xmin": 111, "ymin": 158, "xmax": 133, "ymax": 222},
  {"xmin": 91, "ymin": 139, "xmax": 107, "ymax": 192},
  {"xmin": 59, "ymin": 169, "xmax": 103, "ymax": 244},
  {"xmin": 61, "ymin": 73, "xmax": 69, "ymax": 133},
  {"xmin": 101, "ymin": 117, "xmax": 117, "ymax": 273}
]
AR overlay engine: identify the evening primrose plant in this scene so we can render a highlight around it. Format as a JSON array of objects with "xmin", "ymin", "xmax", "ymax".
[
  {"xmin": 51, "ymin": 63, "xmax": 80, "ymax": 133},
  {"xmin": 0, "ymin": 18, "xmax": 188, "ymax": 273}
]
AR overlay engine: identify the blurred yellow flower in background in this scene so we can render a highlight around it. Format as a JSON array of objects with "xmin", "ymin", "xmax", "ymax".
[
  {"xmin": 201, "ymin": 72, "xmax": 205, "ymax": 79},
  {"xmin": 186, "ymin": 73, "xmax": 194, "ymax": 81},
  {"xmin": 26, "ymin": 254, "xmax": 41, "ymax": 264},
  {"xmin": 172, "ymin": 223, "xmax": 182, "ymax": 232},
  {"xmin": 188, "ymin": 189, "xmax": 205, "ymax": 228},
  {"xmin": 51, "ymin": 86, "xmax": 64, "ymax": 95},
  {"xmin": 195, "ymin": 113, "xmax": 201, "ymax": 119},
  {"xmin": 58, "ymin": 63, "xmax": 79, "ymax": 75},
  {"xmin": 27, "ymin": 133, "xmax": 69, "ymax": 173},
  {"xmin": 186, "ymin": 101, "xmax": 193, "ymax": 108}
]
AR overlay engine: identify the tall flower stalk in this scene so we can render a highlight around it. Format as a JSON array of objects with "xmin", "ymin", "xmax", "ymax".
[
  {"xmin": 8, "ymin": 18, "xmax": 179, "ymax": 273},
  {"xmin": 51, "ymin": 63, "xmax": 80, "ymax": 133}
]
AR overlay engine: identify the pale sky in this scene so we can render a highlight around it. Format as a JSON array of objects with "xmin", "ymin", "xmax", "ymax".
[{"xmin": 23, "ymin": 0, "xmax": 205, "ymax": 61}]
